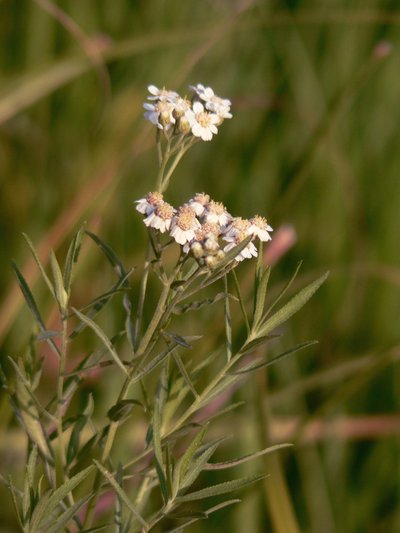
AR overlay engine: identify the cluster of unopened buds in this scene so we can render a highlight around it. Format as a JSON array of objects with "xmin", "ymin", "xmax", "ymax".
[
  {"xmin": 143, "ymin": 83, "xmax": 232, "ymax": 141},
  {"xmin": 136, "ymin": 191, "xmax": 273, "ymax": 268}
]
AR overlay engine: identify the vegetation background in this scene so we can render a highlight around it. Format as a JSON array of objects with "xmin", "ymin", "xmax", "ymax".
[{"xmin": 0, "ymin": 1, "xmax": 399, "ymax": 532}]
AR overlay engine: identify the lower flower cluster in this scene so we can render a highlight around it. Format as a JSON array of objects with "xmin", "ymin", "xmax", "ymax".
[{"xmin": 136, "ymin": 192, "xmax": 273, "ymax": 266}]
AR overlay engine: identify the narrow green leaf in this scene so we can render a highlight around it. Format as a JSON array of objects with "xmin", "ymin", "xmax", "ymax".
[
  {"xmin": 12, "ymin": 261, "xmax": 47, "ymax": 333},
  {"xmin": 11, "ymin": 359, "xmax": 54, "ymax": 462},
  {"xmin": 172, "ymin": 351, "xmax": 198, "ymax": 399},
  {"xmin": 66, "ymin": 415, "xmax": 87, "ymax": 465},
  {"xmin": 93, "ymin": 460, "xmax": 148, "ymax": 529},
  {"xmin": 72, "ymin": 308, "xmax": 128, "ymax": 376},
  {"xmin": 231, "ymin": 269, "xmax": 250, "ymax": 335},
  {"xmin": 166, "ymin": 499, "xmax": 240, "ymax": 532},
  {"xmin": 163, "ymin": 332, "xmax": 192, "ymax": 349},
  {"xmin": 239, "ymin": 335, "xmax": 280, "ymax": 356},
  {"xmin": 173, "ymin": 293, "xmax": 226, "ymax": 314},
  {"xmin": 232, "ymin": 341, "xmax": 318, "ymax": 375},
  {"xmin": 224, "ymin": 275, "xmax": 232, "ymax": 362},
  {"xmin": 173, "ymin": 424, "xmax": 208, "ymax": 497},
  {"xmin": 22, "ymin": 233, "xmax": 54, "ymax": 296},
  {"xmin": 26, "ymin": 445, "xmax": 38, "ymax": 491},
  {"xmin": 264, "ymin": 261, "xmax": 302, "ymax": 317},
  {"xmin": 255, "ymin": 272, "xmax": 329, "ymax": 338},
  {"xmin": 36, "ymin": 330, "xmax": 61, "ymax": 341},
  {"xmin": 252, "ymin": 266, "xmax": 271, "ymax": 329},
  {"xmin": 180, "ymin": 440, "xmax": 221, "ymax": 491},
  {"xmin": 30, "ymin": 465, "xmax": 95, "ymax": 529},
  {"xmin": 46, "ymin": 494, "xmax": 91, "ymax": 533},
  {"xmin": 63, "ymin": 225, "xmax": 85, "ymax": 294},
  {"xmin": 130, "ymin": 344, "xmax": 176, "ymax": 385},
  {"xmin": 50, "ymin": 250, "xmax": 68, "ymax": 312},
  {"xmin": 177, "ymin": 474, "xmax": 267, "ymax": 502},
  {"xmin": 153, "ymin": 363, "xmax": 169, "ymax": 503},
  {"xmin": 69, "ymin": 272, "xmax": 133, "ymax": 340},
  {"xmin": 107, "ymin": 399, "xmax": 145, "ymax": 422},
  {"xmin": 204, "ymin": 443, "xmax": 293, "ymax": 470},
  {"xmin": 86, "ymin": 231, "xmax": 128, "ymax": 280},
  {"xmin": 7, "ymin": 476, "xmax": 25, "ymax": 531}
]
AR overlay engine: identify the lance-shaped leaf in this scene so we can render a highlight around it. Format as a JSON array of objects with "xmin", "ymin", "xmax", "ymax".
[
  {"xmin": 231, "ymin": 341, "xmax": 318, "ymax": 375},
  {"xmin": 179, "ymin": 437, "xmax": 226, "ymax": 491},
  {"xmin": 93, "ymin": 460, "xmax": 148, "ymax": 529},
  {"xmin": 11, "ymin": 360, "xmax": 54, "ymax": 463},
  {"xmin": 22, "ymin": 233, "xmax": 54, "ymax": 297},
  {"xmin": 173, "ymin": 293, "xmax": 227, "ymax": 315},
  {"xmin": 204, "ymin": 443, "xmax": 292, "ymax": 470},
  {"xmin": 130, "ymin": 343, "xmax": 177, "ymax": 385},
  {"xmin": 12, "ymin": 261, "xmax": 47, "ymax": 334},
  {"xmin": 172, "ymin": 424, "xmax": 208, "ymax": 498},
  {"xmin": 254, "ymin": 272, "xmax": 329, "ymax": 338},
  {"xmin": 29, "ymin": 465, "xmax": 95, "ymax": 530},
  {"xmin": 50, "ymin": 250, "xmax": 68, "ymax": 312},
  {"xmin": 63, "ymin": 225, "xmax": 85, "ymax": 295},
  {"xmin": 252, "ymin": 265, "xmax": 270, "ymax": 330},
  {"xmin": 46, "ymin": 494, "xmax": 91, "ymax": 533},
  {"xmin": 7, "ymin": 476, "xmax": 24, "ymax": 531},
  {"xmin": 86, "ymin": 231, "xmax": 129, "ymax": 281},
  {"xmin": 72, "ymin": 308, "xmax": 128, "ymax": 376},
  {"xmin": 264, "ymin": 261, "xmax": 302, "ymax": 318},
  {"xmin": 107, "ymin": 399, "xmax": 145, "ymax": 422},
  {"xmin": 176, "ymin": 474, "xmax": 267, "ymax": 502},
  {"xmin": 166, "ymin": 499, "xmax": 241, "ymax": 532}
]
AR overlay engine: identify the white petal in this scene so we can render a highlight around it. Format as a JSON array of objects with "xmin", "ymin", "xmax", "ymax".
[{"xmin": 192, "ymin": 101, "xmax": 204, "ymax": 114}]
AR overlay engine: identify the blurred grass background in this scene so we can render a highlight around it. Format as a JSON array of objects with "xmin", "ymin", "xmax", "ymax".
[{"xmin": 1, "ymin": 0, "xmax": 400, "ymax": 531}]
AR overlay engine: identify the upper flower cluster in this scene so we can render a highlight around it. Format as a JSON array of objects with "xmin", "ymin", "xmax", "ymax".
[
  {"xmin": 143, "ymin": 84, "xmax": 232, "ymax": 141},
  {"xmin": 136, "ymin": 192, "xmax": 272, "ymax": 266}
]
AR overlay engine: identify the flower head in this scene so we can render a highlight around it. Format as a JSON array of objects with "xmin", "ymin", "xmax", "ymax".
[
  {"xmin": 143, "ymin": 100, "xmax": 176, "ymax": 130},
  {"xmin": 147, "ymin": 85, "xmax": 179, "ymax": 102},
  {"xmin": 224, "ymin": 231, "xmax": 258, "ymax": 262},
  {"xmin": 188, "ymin": 192, "xmax": 211, "ymax": 216},
  {"xmin": 170, "ymin": 205, "xmax": 201, "ymax": 245},
  {"xmin": 143, "ymin": 202, "xmax": 175, "ymax": 233},
  {"xmin": 186, "ymin": 102, "xmax": 220, "ymax": 141},
  {"xmin": 204, "ymin": 200, "xmax": 232, "ymax": 227},
  {"xmin": 248, "ymin": 215, "xmax": 273, "ymax": 242},
  {"xmin": 190, "ymin": 83, "xmax": 232, "ymax": 122},
  {"xmin": 135, "ymin": 191, "xmax": 164, "ymax": 215}
]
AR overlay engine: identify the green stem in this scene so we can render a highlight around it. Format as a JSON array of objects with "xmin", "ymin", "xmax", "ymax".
[
  {"xmin": 56, "ymin": 317, "xmax": 68, "ymax": 485},
  {"xmin": 134, "ymin": 241, "xmax": 153, "ymax": 350}
]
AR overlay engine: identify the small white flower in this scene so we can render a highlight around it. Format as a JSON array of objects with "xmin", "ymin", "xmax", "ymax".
[
  {"xmin": 170, "ymin": 205, "xmax": 201, "ymax": 245},
  {"xmin": 204, "ymin": 200, "xmax": 232, "ymax": 227},
  {"xmin": 143, "ymin": 100, "xmax": 176, "ymax": 130},
  {"xmin": 147, "ymin": 85, "xmax": 179, "ymax": 102},
  {"xmin": 188, "ymin": 192, "xmax": 211, "ymax": 216},
  {"xmin": 135, "ymin": 191, "xmax": 165, "ymax": 215},
  {"xmin": 224, "ymin": 231, "xmax": 258, "ymax": 262},
  {"xmin": 248, "ymin": 215, "xmax": 273, "ymax": 242},
  {"xmin": 186, "ymin": 101, "xmax": 219, "ymax": 141},
  {"xmin": 223, "ymin": 217, "xmax": 251, "ymax": 239},
  {"xmin": 143, "ymin": 202, "xmax": 175, "ymax": 233},
  {"xmin": 190, "ymin": 83, "xmax": 232, "ymax": 121}
]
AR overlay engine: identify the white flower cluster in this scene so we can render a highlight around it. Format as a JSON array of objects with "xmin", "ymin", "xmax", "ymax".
[
  {"xmin": 136, "ymin": 192, "xmax": 273, "ymax": 266},
  {"xmin": 143, "ymin": 84, "xmax": 232, "ymax": 141}
]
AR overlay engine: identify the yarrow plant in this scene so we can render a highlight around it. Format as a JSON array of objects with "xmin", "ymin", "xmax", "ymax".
[{"xmin": 2, "ymin": 83, "xmax": 328, "ymax": 532}]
